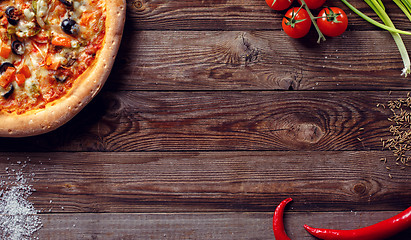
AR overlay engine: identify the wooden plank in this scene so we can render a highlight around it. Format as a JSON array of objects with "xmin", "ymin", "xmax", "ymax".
[
  {"xmin": 126, "ymin": 0, "xmax": 411, "ymax": 31},
  {"xmin": 109, "ymin": 30, "xmax": 411, "ymax": 91},
  {"xmin": 0, "ymin": 151, "xmax": 409, "ymax": 213},
  {"xmin": 0, "ymin": 91, "xmax": 402, "ymax": 152},
  {"xmin": 37, "ymin": 212, "xmax": 411, "ymax": 239}
]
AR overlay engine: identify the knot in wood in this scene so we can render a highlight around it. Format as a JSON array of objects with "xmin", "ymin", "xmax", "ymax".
[
  {"xmin": 291, "ymin": 123, "xmax": 323, "ymax": 144},
  {"xmin": 132, "ymin": 0, "xmax": 144, "ymax": 10},
  {"xmin": 353, "ymin": 183, "xmax": 367, "ymax": 195}
]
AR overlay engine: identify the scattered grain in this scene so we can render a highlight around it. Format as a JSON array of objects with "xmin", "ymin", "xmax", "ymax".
[{"xmin": 379, "ymin": 93, "xmax": 411, "ymax": 168}]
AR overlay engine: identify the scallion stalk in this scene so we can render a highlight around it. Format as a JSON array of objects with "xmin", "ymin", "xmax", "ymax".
[
  {"xmin": 396, "ymin": 0, "xmax": 411, "ymax": 22},
  {"xmin": 370, "ymin": 0, "xmax": 410, "ymax": 76},
  {"xmin": 340, "ymin": 0, "xmax": 411, "ymax": 35},
  {"xmin": 341, "ymin": 0, "xmax": 411, "ymax": 76},
  {"xmin": 375, "ymin": 0, "xmax": 385, "ymax": 10},
  {"xmin": 399, "ymin": 0, "xmax": 411, "ymax": 13}
]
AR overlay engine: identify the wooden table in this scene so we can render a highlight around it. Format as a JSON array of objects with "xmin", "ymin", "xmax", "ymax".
[{"xmin": 1, "ymin": 0, "xmax": 411, "ymax": 239}]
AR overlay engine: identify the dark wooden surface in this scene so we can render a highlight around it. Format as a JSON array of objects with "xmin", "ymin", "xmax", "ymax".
[{"xmin": 1, "ymin": 0, "xmax": 411, "ymax": 239}]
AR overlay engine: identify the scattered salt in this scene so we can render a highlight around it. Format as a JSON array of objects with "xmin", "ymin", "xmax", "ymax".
[{"xmin": 0, "ymin": 168, "xmax": 42, "ymax": 240}]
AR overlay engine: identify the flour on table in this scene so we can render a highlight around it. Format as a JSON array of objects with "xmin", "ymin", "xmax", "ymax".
[{"xmin": 0, "ymin": 167, "xmax": 42, "ymax": 240}]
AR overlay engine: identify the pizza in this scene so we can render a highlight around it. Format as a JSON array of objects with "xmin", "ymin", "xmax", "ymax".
[{"xmin": 0, "ymin": 0, "xmax": 125, "ymax": 137}]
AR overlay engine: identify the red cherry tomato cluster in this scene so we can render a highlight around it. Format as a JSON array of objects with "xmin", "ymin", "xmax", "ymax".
[{"xmin": 265, "ymin": 0, "xmax": 348, "ymax": 40}]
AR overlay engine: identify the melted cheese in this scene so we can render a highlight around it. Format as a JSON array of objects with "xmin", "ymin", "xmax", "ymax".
[{"xmin": 37, "ymin": 0, "xmax": 48, "ymax": 18}]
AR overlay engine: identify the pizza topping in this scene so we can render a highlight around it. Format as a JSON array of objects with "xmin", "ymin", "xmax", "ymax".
[
  {"xmin": 15, "ymin": 21, "xmax": 38, "ymax": 38},
  {"xmin": 2, "ymin": 84, "xmax": 14, "ymax": 99},
  {"xmin": 0, "ymin": 62, "xmax": 15, "ymax": 74},
  {"xmin": 35, "ymin": 0, "xmax": 48, "ymax": 18},
  {"xmin": 0, "ymin": 0, "xmax": 106, "ymax": 114},
  {"xmin": 61, "ymin": 52, "xmax": 77, "ymax": 67},
  {"xmin": 51, "ymin": 34, "xmax": 71, "ymax": 47},
  {"xmin": 0, "ymin": 42, "xmax": 12, "ymax": 59},
  {"xmin": 61, "ymin": 18, "xmax": 78, "ymax": 35},
  {"xmin": 0, "ymin": 67, "xmax": 15, "ymax": 88},
  {"xmin": 5, "ymin": 6, "xmax": 20, "ymax": 26},
  {"xmin": 15, "ymin": 73, "xmax": 26, "ymax": 86},
  {"xmin": 33, "ymin": 0, "xmax": 48, "ymax": 28},
  {"xmin": 23, "ymin": 8, "xmax": 35, "ymax": 21},
  {"xmin": 11, "ymin": 40, "xmax": 25, "ymax": 55},
  {"xmin": 31, "ymin": 29, "xmax": 49, "ymax": 43},
  {"xmin": 59, "ymin": 0, "xmax": 74, "ymax": 8},
  {"xmin": 54, "ymin": 74, "xmax": 67, "ymax": 83},
  {"xmin": 18, "ymin": 64, "xmax": 31, "ymax": 79},
  {"xmin": 45, "ymin": 54, "xmax": 61, "ymax": 70},
  {"xmin": 0, "ymin": 64, "xmax": 16, "ymax": 98}
]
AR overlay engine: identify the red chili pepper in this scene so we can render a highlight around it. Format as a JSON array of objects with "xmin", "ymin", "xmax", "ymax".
[
  {"xmin": 273, "ymin": 198, "xmax": 293, "ymax": 240},
  {"xmin": 304, "ymin": 206, "xmax": 411, "ymax": 240}
]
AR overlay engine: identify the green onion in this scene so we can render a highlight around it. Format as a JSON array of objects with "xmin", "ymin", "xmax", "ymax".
[
  {"xmin": 395, "ymin": 0, "xmax": 411, "ymax": 22},
  {"xmin": 399, "ymin": 0, "xmax": 411, "ymax": 13},
  {"xmin": 375, "ymin": 0, "xmax": 385, "ymax": 10},
  {"xmin": 340, "ymin": 0, "xmax": 411, "ymax": 35},
  {"xmin": 394, "ymin": 0, "xmax": 411, "ymax": 22},
  {"xmin": 341, "ymin": 0, "xmax": 411, "ymax": 76},
  {"xmin": 369, "ymin": 0, "xmax": 410, "ymax": 76}
]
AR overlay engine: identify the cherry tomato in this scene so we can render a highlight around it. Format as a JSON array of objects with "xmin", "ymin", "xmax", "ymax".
[
  {"xmin": 297, "ymin": 0, "xmax": 326, "ymax": 9},
  {"xmin": 265, "ymin": 0, "xmax": 293, "ymax": 11},
  {"xmin": 317, "ymin": 7, "xmax": 348, "ymax": 37},
  {"xmin": 282, "ymin": 7, "xmax": 311, "ymax": 39}
]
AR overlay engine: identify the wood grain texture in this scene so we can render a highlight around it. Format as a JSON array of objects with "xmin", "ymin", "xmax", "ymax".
[
  {"xmin": 126, "ymin": 0, "xmax": 411, "ymax": 31},
  {"xmin": 37, "ymin": 212, "xmax": 411, "ymax": 239},
  {"xmin": 2, "ymin": 1, "xmax": 411, "ymax": 238},
  {"xmin": 0, "ymin": 151, "xmax": 409, "ymax": 213},
  {"xmin": 108, "ymin": 29, "xmax": 411, "ymax": 91},
  {"xmin": 0, "ymin": 91, "xmax": 401, "ymax": 152}
]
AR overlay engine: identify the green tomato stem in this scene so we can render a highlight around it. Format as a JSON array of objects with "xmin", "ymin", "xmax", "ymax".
[{"xmin": 299, "ymin": 0, "xmax": 326, "ymax": 43}]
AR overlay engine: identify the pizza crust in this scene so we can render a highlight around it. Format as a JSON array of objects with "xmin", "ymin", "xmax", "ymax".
[{"xmin": 0, "ymin": 0, "xmax": 126, "ymax": 137}]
